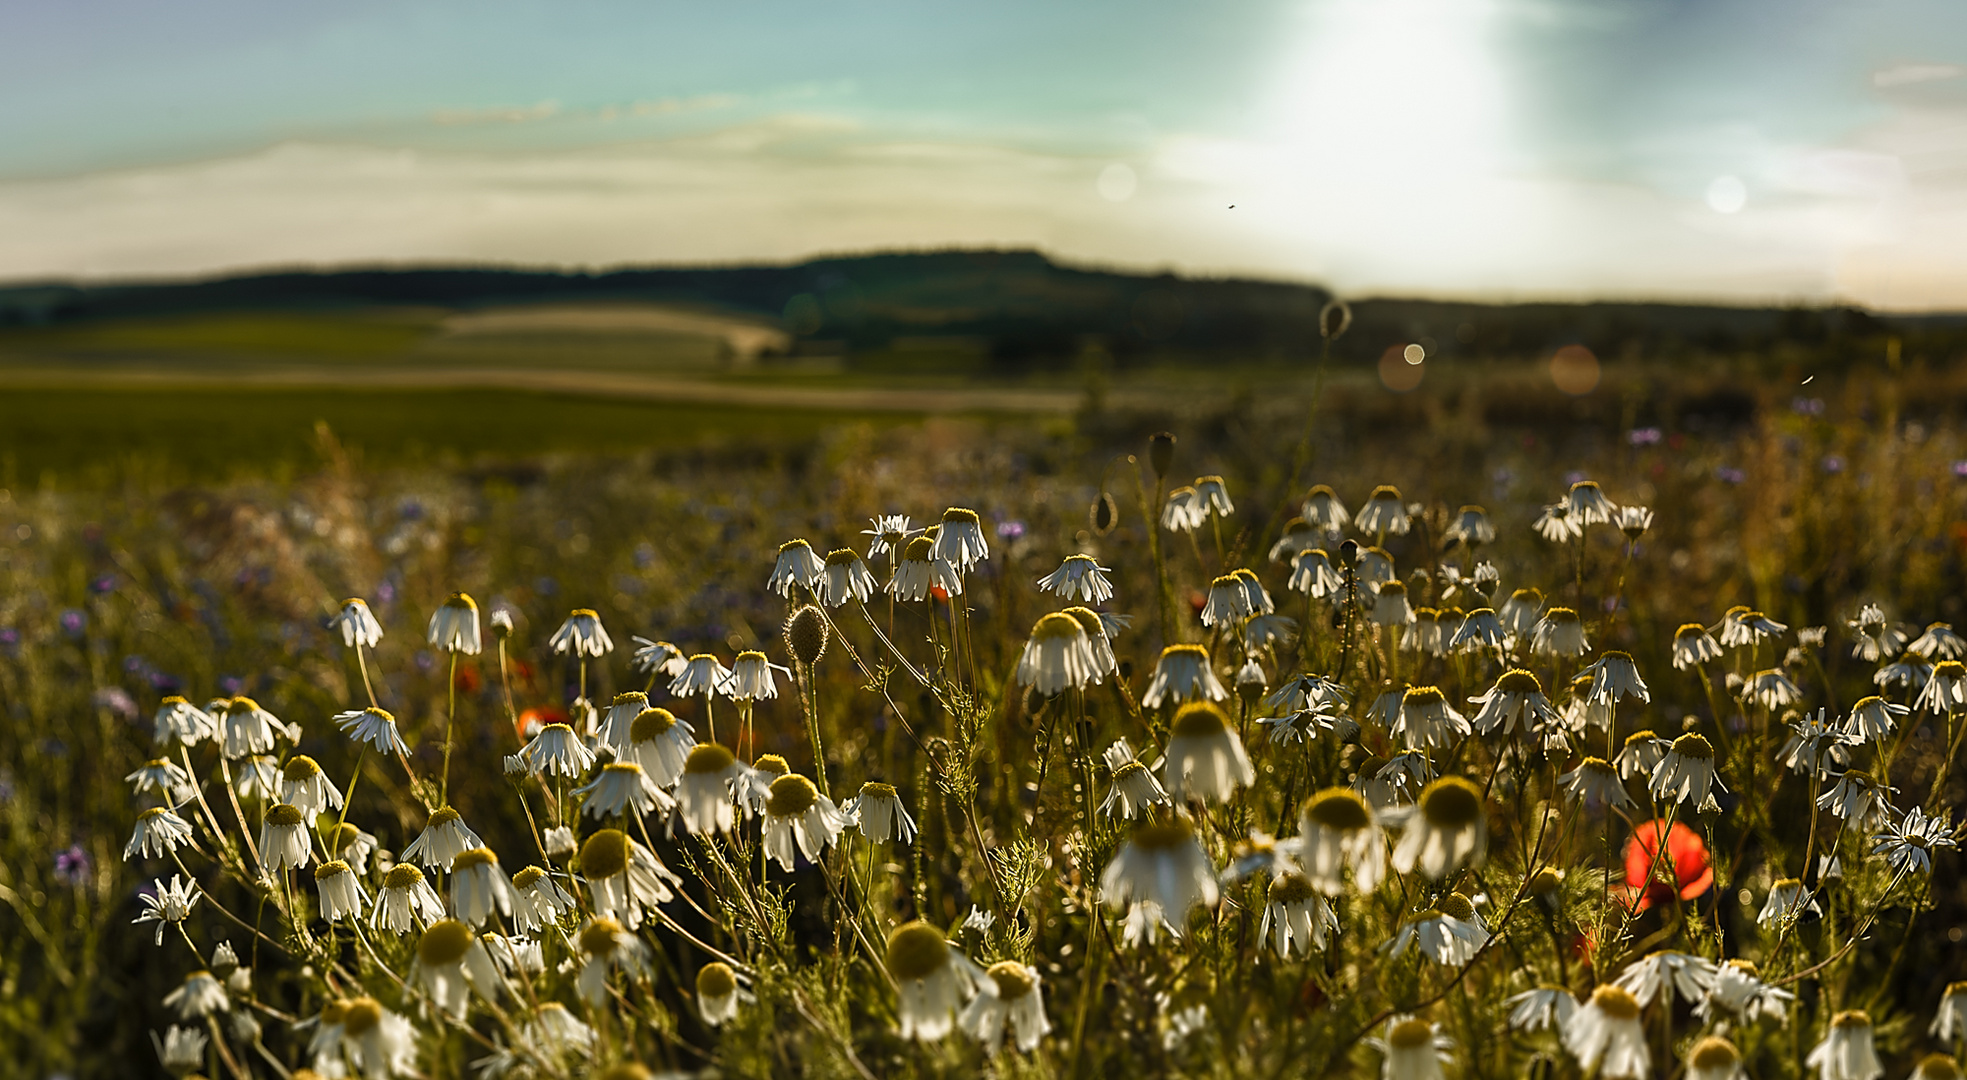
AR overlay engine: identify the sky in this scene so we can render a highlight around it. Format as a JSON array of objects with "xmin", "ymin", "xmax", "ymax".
[{"xmin": 4, "ymin": 0, "xmax": 1967, "ymax": 308}]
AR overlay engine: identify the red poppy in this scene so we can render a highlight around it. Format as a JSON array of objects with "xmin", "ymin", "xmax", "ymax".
[
  {"xmin": 930, "ymin": 585, "xmax": 949, "ymax": 602},
  {"xmin": 1620, "ymin": 819, "xmax": 1712, "ymax": 912},
  {"xmin": 452, "ymin": 664, "xmax": 482, "ymax": 695},
  {"xmin": 1187, "ymin": 589, "xmax": 1207, "ymax": 615},
  {"xmin": 516, "ymin": 705, "xmax": 566, "ymax": 741}
]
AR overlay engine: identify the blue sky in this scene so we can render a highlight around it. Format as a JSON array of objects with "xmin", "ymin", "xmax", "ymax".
[{"xmin": 5, "ymin": 0, "xmax": 1967, "ymax": 307}]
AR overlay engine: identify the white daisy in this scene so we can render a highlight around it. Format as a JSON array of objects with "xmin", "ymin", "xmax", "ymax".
[
  {"xmin": 1467, "ymin": 669, "xmax": 1560, "ymax": 739},
  {"xmin": 258, "ymin": 803, "xmax": 313, "ymax": 871},
  {"xmin": 885, "ymin": 921, "xmax": 984, "ymax": 1041},
  {"xmin": 1258, "ymin": 872, "xmax": 1337, "ymax": 959},
  {"xmin": 1162, "ymin": 702, "xmax": 1255, "ymax": 804},
  {"xmin": 1563, "ymin": 985, "xmax": 1648, "ymax": 1079},
  {"xmin": 844, "ymin": 781, "xmax": 917, "ymax": 843},
  {"xmin": 371, "ymin": 863, "xmax": 446, "ymax": 935},
  {"xmin": 220, "ymin": 696, "xmax": 290, "ymax": 759},
  {"xmin": 333, "ymin": 706, "xmax": 410, "ymax": 756},
  {"xmin": 1388, "ymin": 777, "xmax": 1486, "ymax": 879},
  {"xmin": 134, "ymin": 874, "xmax": 202, "ymax": 945},
  {"xmin": 1101, "ymin": 739, "xmax": 1173, "ymax": 820},
  {"xmin": 577, "ymin": 829, "xmax": 680, "ymax": 930},
  {"xmin": 1015, "ymin": 612, "xmax": 1101, "ymax": 696},
  {"xmin": 1384, "ymin": 896, "xmax": 1488, "ymax": 965},
  {"xmin": 548, "ymin": 608, "xmax": 613, "ymax": 657},
  {"xmin": 696, "ymin": 962, "xmax": 745, "ymax": 1028},
  {"xmin": 1295, "ymin": 787, "xmax": 1386, "ymax": 893},
  {"xmin": 727, "ymin": 651, "xmax": 790, "ymax": 702},
  {"xmin": 1290, "ymin": 548, "xmax": 1343, "ymax": 597},
  {"xmin": 1392, "ymin": 687, "xmax": 1470, "ymax": 753},
  {"xmin": 768, "ymin": 538, "xmax": 827, "ymax": 598},
  {"xmin": 1910, "ymin": 622, "xmax": 1967, "ymax": 660},
  {"xmin": 575, "ymin": 916, "xmax": 651, "ymax": 1006},
  {"xmin": 1141, "ymin": 644, "xmax": 1228, "ymax": 709},
  {"xmin": 1270, "ymin": 519, "xmax": 1322, "ymax": 563},
  {"xmin": 427, "ymin": 592, "xmax": 482, "ymax": 655},
  {"xmin": 677, "ymin": 743, "xmax": 745, "ymax": 836},
  {"xmin": 887, "ymin": 534, "xmax": 964, "ymax": 601},
  {"xmin": 1916, "ymin": 660, "xmax": 1967, "ymax": 713},
  {"xmin": 1301, "ymin": 484, "xmax": 1351, "ymax": 534},
  {"xmin": 761, "ymin": 773, "xmax": 851, "ymax": 872},
  {"xmin": 820, "ymin": 548, "xmax": 879, "ymax": 607},
  {"xmin": 629, "ymin": 636, "xmax": 689, "ymax": 677},
  {"xmin": 1444, "ymin": 505, "xmax": 1496, "ymax": 546},
  {"xmin": 960, "ymin": 961, "xmax": 1051, "ymax": 1055},
  {"xmin": 1161, "ymin": 486, "xmax": 1206, "ymax": 533},
  {"xmin": 162, "ymin": 970, "xmax": 229, "ymax": 1020},
  {"xmin": 574, "ymin": 761, "xmax": 674, "ymax": 820},
  {"xmin": 669, "ymin": 653, "xmax": 733, "ymax": 701},
  {"xmin": 1615, "ymin": 949, "xmax": 1719, "ymax": 1007},
  {"xmin": 1448, "ymin": 608, "xmax": 1507, "ymax": 653},
  {"xmin": 313, "ymin": 860, "xmax": 368, "ymax": 923},
  {"xmin": 1037, "ymin": 554, "xmax": 1115, "ymax": 603},
  {"xmin": 1560, "ymin": 757, "xmax": 1637, "ymax": 811},
  {"xmin": 521, "ymin": 723, "xmax": 596, "ymax": 778},
  {"xmin": 1650, "ymin": 734, "xmax": 1726, "ymax": 812},
  {"xmin": 151, "ymin": 696, "xmax": 217, "ymax": 746},
  {"xmin": 1378, "ymin": 1016, "xmax": 1448, "ymax": 1080},
  {"xmin": 126, "ymin": 757, "xmax": 194, "ymax": 801},
  {"xmin": 1101, "ymin": 817, "xmax": 1219, "ymax": 944},
  {"xmin": 1696, "ymin": 958, "xmax": 1793, "ymax": 1024},
  {"xmin": 932, "ymin": 507, "xmax": 991, "ymax": 573},
  {"xmin": 1872, "ymin": 805, "xmax": 1958, "ymax": 874},
  {"xmin": 1532, "ymin": 608, "xmax": 1590, "ymax": 657},
  {"xmin": 401, "ymin": 806, "xmax": 484, "ymax": 872},
  {"xmin": 1674, "ymin": 623, "xmax": 1724, "ymax": 669},
  {"xmin": 1807, "ymin": 1011, "xmax": 1884, "ymax": 1080},
  {"xmin": 508, "ymin": 865, "xmax": 577, "ymax": 935},
  {"xmin": 278, "ymin": 755, "xmax": 344, "ymax": 815},
  {"xmin": 448, "ymin": 847, "xmax": 514, "ymax": 927},
  {"xmin": 1757, "ymin": 877, "xmax": 1819, "ymax": 927},
  {"xmin": 1505, "ymin": 987, "xmax": 1579, "ymax": 1032},
  {"xmin": 1843, "ymin": 695, "xmax": 1908, "ymax": 743},
  {"xmin": 1356, "ymin": 485, "xmax": 1410, "ymax": 537},
  {"xmin": 627, "ymin": 707, "xmax": 695, "ymax": 786},
  {"xmin": 1497, "ymin": 588, "xmax": 1545, "ymax": 640}
]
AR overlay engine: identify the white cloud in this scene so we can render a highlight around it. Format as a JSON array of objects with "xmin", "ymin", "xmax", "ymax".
[
  {"xmin": 0, "ymin": 106, "xmax": 1963, "ymax": 310},
  {"xmin": 1873, "ymin": 64, "xmax": 1965, "ymax": 88}
]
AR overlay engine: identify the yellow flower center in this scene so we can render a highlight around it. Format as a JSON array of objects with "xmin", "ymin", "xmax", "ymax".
[{"xmin": 885, "ymin": 921, "xmax": 951, "ymax": 980}]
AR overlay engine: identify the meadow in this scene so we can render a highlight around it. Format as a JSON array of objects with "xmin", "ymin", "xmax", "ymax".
[{"xmin": 5, "ymin": 319, "xmax": 1967, "ymax": 1080}]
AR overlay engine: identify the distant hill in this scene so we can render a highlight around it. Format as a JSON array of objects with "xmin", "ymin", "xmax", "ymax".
[{"xmin": 3, "ymin": 249, "xmax": 1962, "ymax": 367}]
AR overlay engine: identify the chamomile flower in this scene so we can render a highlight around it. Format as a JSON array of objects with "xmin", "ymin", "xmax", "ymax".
[
  {"xmin": 1651, "ymin": 734, "xmax": 1726, "ymax": 812},
  {"xmin": 278, "ymin": 756, "xmax": 344, "ymax": 815},
  {"xmin": 1385, "ymin": 895, "xmax": 1488, "ymax": 965},
  {"xmin": 1817, "ymin": 772, "xmax": 1895, "ymax": 831},
  {"xmin": 314, "ymin": 860, "xmax": 368, "ymax": 923},
  {"xmin": 768, "ymin": 539, "xmax": 826, "ymax": 598},
  {"xmin": 415, "ymin": 920, "xmax": 504, "ymax": 1021},
  {"xmin": 1142, "ymin": 644, "xmax": 1228, "ymax": 709},
  {"xmin": 1532, "ymin": 608, "xmax": 1590, "ymax": 657},
  {"xmin": 1742, "ymin": 668, "xmax": 1806, "ymax": 710},
  {"xmin": 1876, "ymin": 655, "xmax": 1932, "ymax": 692},
  {"xmin": 1498, "ymin": 588, "xmax": 1545, "ymax": 640},
  {"xmin": 1696, "ymin": 958, "xmax": 1793, "ymax": 1023},
  {"xmin": 1258, "ymin": 873, "xmax": 1337, "ymax": 958},
  {"xmin": 1561, "ymin": 757, "xmax": 1637, "ymax": 810},
  {"xmin": 134, "ymin": 875, "xmax": 201, "ymax": 945},
  {"xmin": 629, "ymin": 636, "xmax": 688, "ymax": 678},
  {"xmin": 820, "ymin": 548, "xmax": 878, "ymax": 607},
  {"xmin": 372, "ymin": 864, "xmax": 446, "ymax": 934},
  {"xmin": 677, "ymin": 743, "xmax": 745, "ymax": 836},
  {"xmin": 1848, "ymin": 604, "xmax": 1904, "ymax": 662},
  {"xmin": 1358, "ymin": 546, "xmax": 1396, "ymax": 588},
  {"xmin": 549, "ymin": 609, "xmax": 613, "ymax": 657},
  {"xmin": 1101, "ymin": 740, "xmax": 1173, "ymax": 820},
  {"xmin": 1910, "ymin": 622, "xmax": 1967, "ymax": 660},
  {"xmin": 512, "ymin": 723, "xmax": 594, "ymax": 781},
  {"xmin": 595, "ymin": 692, "xmax": 649, "ymax": 749},
  {"xmin": 845, "ymin": 781, "xmax": 917, "ymax": 843},
  {"xmin": 1780, "ymin": 709, "xmax": 1857, "ymax": 775},
  {"xmin": 697, "ymin": 962, "xmax": 745, "ymax": 1028},
  {"xmin": 1505, "ymin": 987, "xmax": 1579, "ymax": 1033},
  {"xmin": 886, "ymin": 921, "xmax": 984, "ymax": 1041},
  {"xmin": 334, "ymin": 707, "xmax": 409, "ymax": 756},
  {"xmin": 1392, "ymin": 687, "xmax": 1470, "ymax": 753},
  {"xmin": 327, "ymin": 597, "xmax": 384, "ymax": 649},
  {"xmin": 1718, "ymin": 607, "xmax": 1788, "ymax": 648},
  {"xmin": 1615, "ymin": 950, "xmax": 1719, "ymax": 1007},
  {"xmin": 1757, "ymin": 877, "xmax": 1819, "ymax": 927},
  {"xmin": 1564, "ymin": 985, "xmax": 1648, "ymax": 1079},
  {"xmin": 862, "ymin": 514, "xmax": 916, "ymax": 559},
  {"xmin": 126, "ymin": 758, "xmax": 193, "ymax": 801},
  {"xmin": 888, "ymin": 535, "xmax": 964, "ymax": 600},
  {"xmin": 1582, "ymin": 651, "xmax": 1649, "ymax": 705},
  {"xmin": 220, "ymin": 696, "xmax": 290, "ymax": 759},
  {"xmin": 1444, "ymin": 505, "xmax": 1496, "ymax": 546},
  {"xmin": 669, "ymin": 653, "xmax": 733, "ymax": 701},
  {"xmin": 1843, "ymin": 695, "xmax": 1907, "ymax": 743},
  {"xmin": 1233, "ymin": 567, "xmax": 1274, "ymax": 614},
  {"xmin": 151, "ymin": 1024, "xmax": 208, "ymax": 1075},
  {"xmin": 260, "ymin": 803, "xmax": 313, "ymax": 871},
  {"xmin": 1061, "ymin": 606, "xmax": 1120, "ymax": 679},
  {"xmin": 1934, "ymin": 982, "xmax": 1967, "ymax": 1042},
  {"xmin": 576, "ymin": 917, "xmax": 651, "ymax": 1006},
  {"xmin": 1162, "ymin": 702, "xmax": 1255, "ymax": 804},
  {"xmin": 1449, "ymin": 608, "xmax": 1507, "ymax": 653},
  {"xmin": 762, "ymin": 773, "xmax": 850, "ymax": 871},
  {"xmin": 1807, "ymin": 1011, "xmax": 1884, "ymax": 1080},
  {"xmin": 1468, "ymin": 669, "xmax": 1560, "ymax": 738},
  {"xmin": 1270, "ymin": 518, "xmax": 1322, "ymax": 563},
  {"xmin": 1016, "ymin": 612, "xmax": 1101, "ymax": 695},
  {"xmin": 1674, "ymin": 623, "xmax": 1724, "ymax": 669},
  {"xmin": 1916, "ymin": 660, "xmax": 1967, "ymax": 713},
  {"xmin": 1616, "ymin": 730, "xmax": 1669, "ymax": 780},
  {"xmin": 575, "ymin": 761, "xmax": 674, "ymax": 820},
  {"xmin": 1378, "ymin": 1016, "xmax": 1449, "ymax": 1080},
  {"xmin": 1533, "ymin": 502, "xmax": 1583, "ymax": 543},
  {"xmin": 336, "ymin": 996, "xmax": 417, "ymax": 1079},
  {"xmin": 1301, "ymin": 485, "xmax": 1351, "ymax": 535},
  {"xmin": 1161, "ymin": 486, "xmax": 1206, "ymax": 533},
  {"xmin": 1356, "ymin": 485, "xmax": 1410, "ymax": 536},
  {"xmin": 1371, "ymin": 580, "xmax": 1417, "ymax": 626},
  {"xmin": 152, "ymin": 696, "xmax": 217, "ymax": 747},
  {"xmin": 1290, "ymin": 548, "xmax": 1343, "ymax": 597},
  {"xmin": 1102, "ymin": 816, "xmax": 1219, "ymax": 944},
  {"xmin": 577, "ymin": 829, "xmax": 680, "ymax": 929},
  {"xmin": 1615, "ymin": 504, "xmax": 1654, "ymax": 542},
  {"xmin": 448, "ymin": 848, "xmax": 514, "ymax": 927},
  {"xmin": 428, "ymin": 592, "xmax": 482, "ymax": 655},
  {"xmin": 959, "ymin": 961, "xmax": 1051, "ymax": 1055},
  {"xmin": 1915, "ymin": 1055, "xmax": 1965, "ymax": 1080},
  {"xmin": 933, "ymin": 507, "xmax": 991, "ymax": 573},
  {"xmin": 1389, "ymin": 777, "xmax": 1487, "ymax": 879},
  {"xmin": 401, "ymin": 806, "xmax": 484, "ymax": 872},
  {"xmin": 1565, "ymin": 479, "xmax": 1618, "ymax": 524},
  {"xmin": 1294, "ymin": 787, "xmax": 1386, "ymax": 892},
  {"xmin": 1201, "ymin": 574, "xmax": 1253, "ymax": 627},
  {"xmin": 1038, "ymin": 554, "xmax": 1115, "ymax": 602},
  {"xmin": 1685, "ymin": 1037, "xmax": 1745, "ymax": 1080},
  {"xmin": 626, "ymin": 707, "xmax": 694, "ymax": 785},
  {"xmin": 163, "ymin": 970, "xmax": 229, "ymax": 1020},
  {"xmin": 1872, "ymin": 805, "xmax": 1957, "ymax": 874},
  {"xmin": 508, "ymin": 865, "xmax": 576, "ymax": 934}
]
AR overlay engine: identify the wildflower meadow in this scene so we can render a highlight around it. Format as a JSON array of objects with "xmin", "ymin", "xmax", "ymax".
[{"xmin": 7, "ymin": 325, "xmax": 1967, "ymax": 1080}]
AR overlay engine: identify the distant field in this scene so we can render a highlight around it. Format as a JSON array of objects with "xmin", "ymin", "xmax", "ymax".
[{"xmin": 0, "ymin": 385, "xmax": 920, "ymax": 486}]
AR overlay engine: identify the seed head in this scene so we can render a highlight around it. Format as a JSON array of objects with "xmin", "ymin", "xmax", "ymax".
[{"xmin": 785, "ymin": 605, "xmax": 829, "ymax": 666}]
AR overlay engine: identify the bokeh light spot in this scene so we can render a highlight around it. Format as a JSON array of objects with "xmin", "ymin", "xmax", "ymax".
[
  {"xmin": 1550, "ymin": 344, "xmax": 1600, "ymax": 395},
  {"xmin": 1379, "ymin": 345, "xmax": 1424, "ymax": 392},
  {"xmin": 1402, "ymin": 343, "xmax": 1425, "ymax": 365}
]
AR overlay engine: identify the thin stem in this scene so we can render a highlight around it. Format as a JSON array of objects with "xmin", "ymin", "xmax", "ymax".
[{"xmin": 440, "ymin": 651, "xmax": 459, "ymax": 804}]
